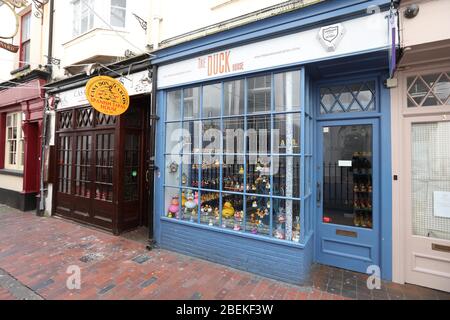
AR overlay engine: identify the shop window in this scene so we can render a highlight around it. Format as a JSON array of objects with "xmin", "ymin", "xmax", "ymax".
[
  {"xmin": 411, "ymin": 121, "xmax": 450, "ymax": 240},
  {"xmin": 19, "ymin": 12, "xmax": 31, "ymax": 68},
  {"xmin": 72, "ymin": 0, "xmax": 94, "ymax": 37},
  {"xmin": 5, "ymin": 112, "xmax": 24, "ymax": 171},
  {"xmin": 75, "ymin": 135, "xmax": 92, "ymax": 198},
  {"xmin": 110, "ymin": 0, "xmax": 126, "ymax": 28},
  {"xmin": 57, "ymin": 135, "xmax": 73, "ymax": 194},
  {"xmin": 407, "ymin": 72, "xmax": 450, "ymax": 108},
  {"xmin": 95, "ymin": 133, "xmax": 114, "ymax": 202},
  {"xmin": 163, "ymin": 70, "xmax": 309, "ymax": 243},
  {"xmin": 76, "ymin": 107, "xmax": 94, "ymax": 128},
  {"xmin": 320, "ymin": 81, "xmax": 376, "ymax": 114}
]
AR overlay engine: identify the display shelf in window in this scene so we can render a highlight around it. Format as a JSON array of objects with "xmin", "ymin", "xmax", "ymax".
[
  {"xmin": 199, "ymin": 191, "xmax": 220, "ymax": 227},
  {"xmin": 351, "ymin": 152, "xmax": 373, "ymax": 229}
]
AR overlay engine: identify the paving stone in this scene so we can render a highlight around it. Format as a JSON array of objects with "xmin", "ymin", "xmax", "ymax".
[{"xmin": 0, "ymin": 207, "xmax": 448, "ymax": 300}]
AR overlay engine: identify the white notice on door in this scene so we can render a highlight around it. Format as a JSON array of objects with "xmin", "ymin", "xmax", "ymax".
[
  {"xmin": 338, "ymin": 160, "xmax": 352, "ymax": 167},
  {"xmin": 434, "ymin": 191, "xmax": 450, "ymax": 218}
]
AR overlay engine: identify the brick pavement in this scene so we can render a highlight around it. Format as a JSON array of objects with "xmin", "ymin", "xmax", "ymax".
[{"xmin": 0, "ymin": 205, "xmax": 448, "ymax": 300}]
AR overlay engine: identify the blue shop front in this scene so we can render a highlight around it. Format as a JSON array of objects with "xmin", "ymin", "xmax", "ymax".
[{"xmin": 151, "ymin": 0, "xmax": 395, "ymax": 284}]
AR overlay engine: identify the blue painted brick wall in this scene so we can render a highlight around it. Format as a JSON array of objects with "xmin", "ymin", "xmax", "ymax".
[{"xmin": 160, "ymin": 220, "xmax": 314, "ymax": 285}]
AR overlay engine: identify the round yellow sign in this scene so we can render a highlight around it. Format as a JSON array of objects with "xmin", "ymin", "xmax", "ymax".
[{"xmin": 85, "ymin": 76, "xmax": 130, "ymax": 116}]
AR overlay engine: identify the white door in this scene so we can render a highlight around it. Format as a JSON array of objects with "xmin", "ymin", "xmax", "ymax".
[{"xmin": 404, "ymin": 118, "xmax": 450, "ymax": 292}]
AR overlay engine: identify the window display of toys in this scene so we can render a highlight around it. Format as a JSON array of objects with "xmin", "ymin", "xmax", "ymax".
[
  {"xmin": 274, "ymin": 225, "xmax": 285, "ymax": 240},
  {"xmin": 184, "ymin": 191, "xmax": 198, "ymax": 219},
  {"xmin": 167, "ymin": 195, "xmax": 180, "ymax": 218},
  {"xmin": 234, "ymin": 210, "xmax": 243, "ymax": 222},
  {"xmin": 233, "ymin": 223, "xmax": 241, "ymax": 231},
  {"xmin": 222, "ymin": 201, "xmax": 235, "ymax": 219}
]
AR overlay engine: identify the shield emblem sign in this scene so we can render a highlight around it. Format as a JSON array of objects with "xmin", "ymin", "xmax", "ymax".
[
  {"xmin": 318, "ymin": 23, "xmax": 345, "ymax": 52},
  {"xmin": 322, "ymin": 26, "xmax": 339, "ymax": 43}
]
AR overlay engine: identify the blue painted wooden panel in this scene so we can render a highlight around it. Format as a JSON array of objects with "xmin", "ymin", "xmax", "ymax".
[{"xmin": 160, "ymin": 220, "xmax": 314, "ymax": 285}]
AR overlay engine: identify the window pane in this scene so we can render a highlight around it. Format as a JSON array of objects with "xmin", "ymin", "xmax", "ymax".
[
  {"xmin": 245, "ymin": 195, "xmax": 270, "ymax": 236},
  {"xmin": 273, "ymin": 113, "xmax": 301, "ymax": 154},
  {"xmin": 182, "ymin": 121, "xmax": 201, "ymax": 154},
  {"xmin": 224, "ymin": 80, "xmax": 244, "ymax": 116},
  {"xmin": 221, "ymin": 193, "xmax": 244, "ymax": 230},
  {"xmin": 21, "ymin": 13, "xmax": 31, "ymax": 41},
  {"xmin": 202, "ymin": 120, "xmax": 221, "ymax": 154},
  {"xmin": 273, "ymin": 156, "xmax": 300, "ymax": 198},
  {"xmin": 321, "ymin": 81, "xmax": 375, "ymax": 114},
  {"xmin": 247, "ymin": 115, "xmax": 270, "ymax": 154},
  {"xmin": 412, "ymin": 122, "xmax": 450, "ymax": 240},
  {"xmin": 200, "ymin": 191, "xmax": 220, "ymax": 227},
  {"xmin": 247, "ymin": 75, "xmax": 271, "ymax": 114},
  {"xmin": 272, "ymin": 198, "xmax": 301, "ymax": 242},
  {"xmin": 246, "ymin": 156, "xmax": 270, "ymax": 196},
  {"xmin": 274, "ymin": 71, "xmax": 301, "ymax": 111},
  {"xmin": 223, "ymin": 117, "xmax": 244, "ymax": 154},
  {"xmin": 202, "ymin": 83, "xmax": 221, "ymax": 118},
  {"xmin": 165, "ymin": 187, "xmax": 180, "ymax": 219},
  {"xmin": 111, "ymin": 7, "xmax": 126, "ymax": 28},
  {"xmin": 166, "ymin": 90, "xmax": 181, "ymax": 121},
  {"xmin": 165, "ymin": 122, "xmax": 182, "ymax": 154},
  {"xmin": 183, "ymin": 87, "xmax": 200, "ymax": 120},
  {"xmin": 223, "ymin": 155, "xmax": 245, "ymax": 192},
  {"xmin": 181, "ymin": 189, "xmax": 199, "ymax": 222}
]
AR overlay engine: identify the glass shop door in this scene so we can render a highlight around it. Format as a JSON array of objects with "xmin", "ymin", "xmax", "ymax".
[{"xmin": 316, "ymin": 120, "xmax": 380, "ymax": 274}]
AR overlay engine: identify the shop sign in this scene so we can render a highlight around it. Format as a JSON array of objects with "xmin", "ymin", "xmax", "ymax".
[
  {"xmin": 57, "ymin": 70, "xmax": 151, "ymax": 110},
  {"xmin": 158, "ymin": 12, "xmax": 392, "ymax": 89},
  {"xmin": 0, "ymin": 0, "xmax": 27, "ymax": 52},
  {"xmin": 85, "ymin": 76, "xmax": 130, "ymax": 116}
]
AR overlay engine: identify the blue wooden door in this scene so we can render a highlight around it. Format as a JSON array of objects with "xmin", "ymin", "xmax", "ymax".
[{"xmin": 315, "ymin": 118, "xmax": 380, "ymax": 273}]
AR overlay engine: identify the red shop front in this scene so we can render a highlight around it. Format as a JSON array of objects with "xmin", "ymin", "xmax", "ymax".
[{"xmin": 0, "ymin": 71, "xmax": 48, "ymax": 211}]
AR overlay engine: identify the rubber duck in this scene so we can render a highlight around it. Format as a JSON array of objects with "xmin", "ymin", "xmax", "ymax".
[
  {"xmin": 181, "ymin": 193, "xmax": 187, "ymax": 207},
  {"xmin": 168, "ymin": 196, "xmax": 180, "ymax": 218},
  {"xmin": 222, "ymin": 201, "xmax": 235, "ymax": 219},
  {"xmin": 239, "ymin": 166, "xmax": 244, "ymax": 175}
]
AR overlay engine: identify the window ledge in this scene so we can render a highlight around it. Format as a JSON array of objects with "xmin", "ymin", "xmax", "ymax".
[
  {"xmin": 10, "ymin": 64, "xmax": 31, "ymax": 76},
  {"xmin": 161, "ymin": 216, "xmax": 308, "ymax": 249},
  {"xmin": 0, "ymin": 169, "xmax": 24, "ymax": 177}
]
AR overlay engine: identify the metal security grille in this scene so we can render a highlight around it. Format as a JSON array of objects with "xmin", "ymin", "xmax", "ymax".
[
  {"xmin": 411, "ymin": 121, "xmax": 450, "ymax": 240},
  {"xmin": 320, "ymin": 81, "xmax": 376, "ymax": 114},
  {"xmin": 407, "ymin": 72, "xmax": 450, "ymax": 108}
]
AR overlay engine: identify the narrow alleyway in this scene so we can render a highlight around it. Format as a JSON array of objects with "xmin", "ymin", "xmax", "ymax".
[{"xmin": 0, "ymin": 205, "xmax": 448, "ymax": 300}]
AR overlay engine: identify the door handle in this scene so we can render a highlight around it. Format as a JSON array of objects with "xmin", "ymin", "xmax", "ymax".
[
  {"xmin": 316, "ymin": 182, "xmax": 321, "ymax": 207},
  {"xmin": 145, "ymin": 170, "xmax": 149, "ymax": 183}
]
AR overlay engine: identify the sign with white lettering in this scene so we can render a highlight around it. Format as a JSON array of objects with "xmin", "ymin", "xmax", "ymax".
[{"xmin": 158, "ymin": 12, "xmax": 391, "ymax": 89}]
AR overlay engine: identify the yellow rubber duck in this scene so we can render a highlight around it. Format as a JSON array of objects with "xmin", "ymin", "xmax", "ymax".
[{"xmin": 222, "ymin": 201, "xmax": 235, "ymax": 219}]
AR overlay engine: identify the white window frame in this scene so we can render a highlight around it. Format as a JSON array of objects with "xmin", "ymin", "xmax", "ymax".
[
  {"xmin": 5, "ymin": 112, "xmax": 24, "ymax": 171},
  {"xmin": 72, "ymin": 0, "xmax": 95, "ymax": 37},
  {"xmin": 110, "ymin": 0, "xmax": 127, "ymax": 29}
]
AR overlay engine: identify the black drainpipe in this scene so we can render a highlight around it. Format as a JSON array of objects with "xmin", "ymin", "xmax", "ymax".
[{"xmin": 146, "ymin": 64, "xmax": 159, "ymax": 250}]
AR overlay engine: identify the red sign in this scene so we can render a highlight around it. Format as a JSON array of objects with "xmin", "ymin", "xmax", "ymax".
[{"xmin": 0, "ymin": 40, "xmax": 19, "ymax": 53}]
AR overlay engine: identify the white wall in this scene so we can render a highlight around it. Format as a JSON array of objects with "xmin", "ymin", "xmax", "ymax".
[
  {"xmin": 0, "ymin": 174, "xmax": 23, "ymax": 192},
  {"xmin": 51, "ymin": 0, "xmax": 150, "ymax": 79}
]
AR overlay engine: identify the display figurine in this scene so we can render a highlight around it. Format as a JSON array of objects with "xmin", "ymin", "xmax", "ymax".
[
  {"xmin": 267, "ymin": 200, "xmax": 271, "ymax": 209},
  {"xmin": 214, "ymin": 207, "xmax": 220, "ymax": 220},
  {"xmin": 252, "ymin": 201, "xmax": 258, "ymax": 208},
  {"xmin": 274, "ymin": 226, "xmax": 285, "ymax": 240},
  {"xmin": 251, "ymin": 225, "xmax": 258, "ymax": 234},
  {"xmin": 194, "ymin": 192, "xmax": 199, "ymax": 205},
  {"xmin": 209, "ymin": 219, "xmax": 214, "ymax": 226},
  {"xmin": 251, "ymin": 184, "xmax": 257, "ymax": 191},
  {"xmin": 280, "ymin": 140, "xmax": 286, "ymax": 147},
  {"xmin": 239, "ymin": 166, "xmax": 244, "ymax": 175},
  {"xmin": 234, "ymin": 210, "xmax": 242, "ymax": 222},
  {"xmin": 292, "ymin": 231, "xmax": 300, "ymax": 243},
  {"xmin": 185, "ymin": 191, "xmax": 197, "ymax": 218},
  {"xmin": 222, "ymin": 202, "xmax": 235, "ymax": 219},
  {"xmin": 167, "ymin": 196, "xmax": 180, "ymax": 218},
  {"xmin": 233, "ymin": 223, "xmax": 241, "ymax": 231},
  {"xmin": 181, "ymin": 173, "xmax": 188, "ymax": 185},
  {"xmin": 207, "ymin": 206, "xmax": 213, "ymax": 215}
]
